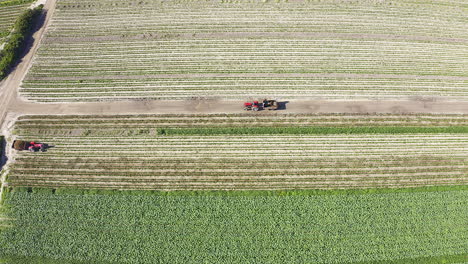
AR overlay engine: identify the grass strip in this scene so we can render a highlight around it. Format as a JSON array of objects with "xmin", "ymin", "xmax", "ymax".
[
  {"xmin": 158, "ymin": 126, "xmax": 468, "ymax": 135},
  {"xmin": 8, "ymin": 184, "xmax": 468, "ymax": 197}
]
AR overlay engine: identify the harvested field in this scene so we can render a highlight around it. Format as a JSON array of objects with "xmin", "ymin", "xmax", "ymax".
[
  {"xmin": 8, "ymin": 114, "xmax": 468, "ymax": 190},
  {"xmin": 20, "ymin": 0, "xmax": 468, "ymax": 102}
]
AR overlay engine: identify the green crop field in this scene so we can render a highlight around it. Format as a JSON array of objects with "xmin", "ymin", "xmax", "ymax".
[
  {"xmin": 1, "ymin": 188, "xmax": 467, "ymax": 263},
  {"xmin": 20, "ymin": 0, "xmax": 468, "ymax": 102}
]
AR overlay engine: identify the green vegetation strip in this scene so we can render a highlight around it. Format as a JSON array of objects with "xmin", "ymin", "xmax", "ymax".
[
  {"xmin": 10, "ymin": 184, "xmax": 468, "ymax": 196},
  {"xmin": 159, "ymin": 126, "xmax": 468, "ymax": 135},
  {"xmin": 0, "ymin": 4, "xmax": 42, "ymax": 79},
  {"xmin": 0, "ymin": 189, "xmax": 466, "ymax": 263}
]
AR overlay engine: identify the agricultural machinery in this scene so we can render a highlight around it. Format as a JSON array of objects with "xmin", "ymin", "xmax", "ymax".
[
  {"xmin": 243, "ymin": 99, "xmax": 278, "ymax": 111},
  {"xmin": 12, "ymin": 140, "xmax": 47, "ymax": 152}
]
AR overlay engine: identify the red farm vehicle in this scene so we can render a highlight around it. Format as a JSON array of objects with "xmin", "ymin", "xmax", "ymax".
[
  {"xmin": 243, "ymin": 99, "xmax": 278, "ymax": 111},
  {"xmin": 12, "ymin": 140, "xmax": 47, "ymax": 152}
]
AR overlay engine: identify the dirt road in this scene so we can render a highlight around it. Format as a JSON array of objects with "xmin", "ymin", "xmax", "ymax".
[{"xmin": 7, "ymin": 98, "xmax": 468, "ymax": 117}]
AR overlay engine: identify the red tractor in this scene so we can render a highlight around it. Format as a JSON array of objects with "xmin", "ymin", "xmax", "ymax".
[
  {"xmin": 243, "ymin": 101, "xmax": 261, "ymax": 111},
  {"xmin": 243, "ymin": 99, "xmax": 278, "ymax": 111},
  {"xmin": 12, "ymin": 140, "xmax": 46, "ymax": 152}
]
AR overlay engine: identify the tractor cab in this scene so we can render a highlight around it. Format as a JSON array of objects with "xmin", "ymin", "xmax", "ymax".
[
  {"xmin": 243, "ymin": 101, "xmax": 261, "ymax": 111},
  {"xmin": 28, "ymin": 142, "xmax": 46, "ymax": 152}
]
